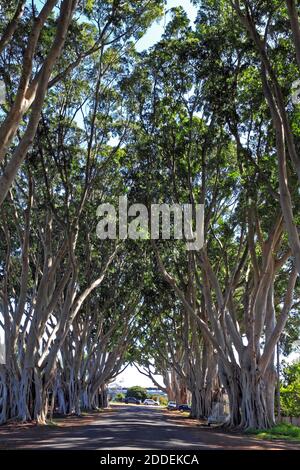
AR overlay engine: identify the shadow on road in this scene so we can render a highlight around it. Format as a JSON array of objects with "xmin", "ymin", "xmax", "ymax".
[{"xmin": 0, "ymin": 405, "xmax": 299, "ymax": 450}]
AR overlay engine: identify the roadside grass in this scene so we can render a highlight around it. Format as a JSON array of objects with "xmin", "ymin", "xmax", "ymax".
[
  {"xmin": 164, "ymin": 408, "xmax": 191, "ymax": 418},
  {"xmin": 246, "ymin": 423, "xmax": 300, "ymax": 442},
  {"xmin": 179, "ymin": 411, "xmax": 191, "ymax": 418}
]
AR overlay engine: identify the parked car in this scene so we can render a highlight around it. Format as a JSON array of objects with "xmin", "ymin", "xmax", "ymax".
[
  {"xmin": 178, "ymin": 404, "xmax": 191, "ymax": 412},
  {"xmin": 143, "ymin": 399, "xmax": 159, "ymax": 406},
  {"xmin": 124, "ymin": 397, "xmax": 141, "ymax": 404},
  {"xmin": 167, "ymin": 401, "xmax": 177, "ymax": 410}
]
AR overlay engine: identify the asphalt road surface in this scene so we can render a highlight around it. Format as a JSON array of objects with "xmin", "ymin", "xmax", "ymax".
[{"xmin": 0, "ymin": 404, "xmax": 299, "ymax": 450}]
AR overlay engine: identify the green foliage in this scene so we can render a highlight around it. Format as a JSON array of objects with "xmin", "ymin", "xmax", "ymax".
[
  {"xmin": 114, "ymin": 393, "xmax": 125, "ymax": 402},
  {"xmin": 158, "ymin": 396, "xmax": 168, "ymax": 406},
  {"xmin": 280, "ymin": 361, "xmax": 300, "ymax": 417},
  {"xmin": 282, "ymin": 361, "xmax": 300, "ymax": 385},
  {"xmin": 147, "ymin": 394, "xmax": 158, "ymax": 401},
  {"xmin": 247, "ymin": 423, "xmax": 300, "ymax": 441}
]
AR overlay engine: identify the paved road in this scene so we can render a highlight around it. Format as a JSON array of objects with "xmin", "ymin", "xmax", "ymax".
[{"xmin": 0, "ymin": 404, "xmax": 299, "ymax": 450}]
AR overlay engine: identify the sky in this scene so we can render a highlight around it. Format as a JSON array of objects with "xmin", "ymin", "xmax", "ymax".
[{"xmin": 111, "ymin": 364, "xmax": 165, "ymax": 388}]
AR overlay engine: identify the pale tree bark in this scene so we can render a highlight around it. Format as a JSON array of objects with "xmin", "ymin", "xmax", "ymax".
[
  {"xmin": 152, "ymin": 205, "xmax": 296, "ymax": 429},
  {"xmin": 0, "ymin": 0, "xmax": 78, "ymax": 206},
  {"xmin": 0, "ymin": 185, "xmax": 120, "ymax": 423},
  {"xmin": 187, "ymin": 332, "xmax": 219, "ymax": 419},
  {"xmin": 57, "ymin": 294, "xmax": 137, "ymax": 415},
  {"xmin": 134, "ymin": 363, "xmax": 169, "ymax": 395},
  {"xmin": 0, "ymin": 0, "xmax": 58, "ymax": 161},
  {"xmin": 230, "ymin": 0, "xmax": 300, "ymax": 274}
]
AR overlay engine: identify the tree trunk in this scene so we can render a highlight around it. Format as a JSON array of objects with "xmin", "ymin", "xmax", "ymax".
[{"xmin": 239, "ymin": 369, "xmax": 276, "ymax": 429}]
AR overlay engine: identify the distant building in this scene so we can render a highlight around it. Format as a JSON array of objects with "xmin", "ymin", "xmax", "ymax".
[{"xmin": 107, "ymin": 386, "xmax": 167, "ymax": 398}]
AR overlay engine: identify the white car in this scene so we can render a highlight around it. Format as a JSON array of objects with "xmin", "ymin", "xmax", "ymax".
[
  {"xmin": 167, "ymin": 401, "xmax": 177, "ymax": 410},
  {"xmin": 143, "ymin": 399, "xmax": 159, "ymax": 406}
]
